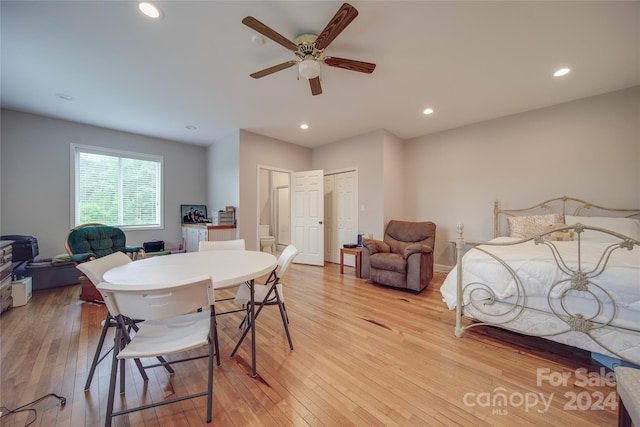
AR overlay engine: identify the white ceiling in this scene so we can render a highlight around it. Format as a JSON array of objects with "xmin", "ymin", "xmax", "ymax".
[{"xmin": 2, "ymin": 1, "xmax": 639, "ymax": 149}]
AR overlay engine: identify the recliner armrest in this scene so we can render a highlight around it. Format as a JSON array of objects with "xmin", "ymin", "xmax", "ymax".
[
  {"xmin": 403, "ymin": 243, "xmax": 433, "ymax": 260},
  {"xmin": 70, "ymin": 252, "xmax": 96, "ymax": 263},
  {"xmin": 362, "ymin": 239, "xmax": 390, "ymax": 255},
  {"xmin": 124, "ymin": 246, "xmax": 146, "ymax": 260},
  {"xmin": 124, "ymin": 246, "xmax": 144, "ymax": 253}
]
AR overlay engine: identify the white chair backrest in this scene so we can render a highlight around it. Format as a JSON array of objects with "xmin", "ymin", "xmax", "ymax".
[
  {"xmin": 199, "ymin": 239, "xmax": 246, "ymax": 252},
  {"xmin": 97, "ymin": 275, "xmax": 214, "ymax": 321},
  {"xmin": 75, "ymin": 251, "xmax": 132, "ymax": 285},
  {"xmin": 276, "ymin": 245, "xmax": 299, "ymax": 278}
]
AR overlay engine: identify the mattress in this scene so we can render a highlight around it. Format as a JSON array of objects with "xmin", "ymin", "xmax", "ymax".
[
  {"xmin": 441, "ymin": 237, "xmax": 640, "ymax": 312},
  {"xmin": 440, "ymin": 236, "xmax": 640, "ymax": 363}
]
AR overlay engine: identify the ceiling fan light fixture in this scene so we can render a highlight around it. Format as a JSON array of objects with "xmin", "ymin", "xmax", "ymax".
[{"xmin": 298, "ymin": 59, "xmax": 321, "ymax": 80}]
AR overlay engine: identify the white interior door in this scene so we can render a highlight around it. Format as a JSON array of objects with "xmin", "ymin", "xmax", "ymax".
[
  {"xmin": 324, "ymin": 175, "xmax": 336, "ymax": 263},
  {"xmin": 336, "ymin": 171, "xmax": 358, "ymax": 266},
  {"xmin": 324, "ymin": 170, "xmax": 358, "ymax": 265},
  {"xmin": 291, "ymin": 169, "xmax": 324, "ymax": 266}
]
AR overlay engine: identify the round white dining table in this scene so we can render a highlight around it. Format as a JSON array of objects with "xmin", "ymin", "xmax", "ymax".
[{"xmin": 103, "ymin": 250, "xmax": 277, "ymax": 377}]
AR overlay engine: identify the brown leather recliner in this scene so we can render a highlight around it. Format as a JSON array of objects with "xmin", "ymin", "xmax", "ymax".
[{"xmin": 361, "ymin": 220, "xmax": 436, "ymax": 292}]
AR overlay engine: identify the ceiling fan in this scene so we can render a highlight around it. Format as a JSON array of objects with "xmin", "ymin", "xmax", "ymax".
[{"xmin": 242, "ymin": 2, "xmax": 376, "ymax": 96}]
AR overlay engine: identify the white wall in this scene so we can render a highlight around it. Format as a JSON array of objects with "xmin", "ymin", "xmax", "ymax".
[
  {"xmin": 404, "ymin": 86, "xmax": 640, "ymax": 267},
  {"xmin": 0, "ymin": 109, "xmax": 208, "ymax": 257},
  {"xmin": 238, "ymin": 130, "xmax": 312, "ymax": 251}
]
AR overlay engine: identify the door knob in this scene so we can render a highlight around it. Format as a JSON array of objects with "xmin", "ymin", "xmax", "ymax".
[{"xmin": 318, "ymin": 220, "xmax": 323, "ymax": 224}]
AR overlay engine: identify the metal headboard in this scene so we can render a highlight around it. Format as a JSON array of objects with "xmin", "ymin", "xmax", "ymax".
[{"xmin": 494, "ymin": 196, "xmax": 640, "ymax": 238}]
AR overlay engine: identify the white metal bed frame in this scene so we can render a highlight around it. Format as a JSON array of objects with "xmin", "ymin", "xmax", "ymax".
[{"xmin": 453, "ymin": 196, "xmax": 640, "ymax": 365}]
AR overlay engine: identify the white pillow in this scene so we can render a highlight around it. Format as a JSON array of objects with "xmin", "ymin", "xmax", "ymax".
[{"xmin": 565, "ymin": 215, "xmax": 640, "ymax": 241}]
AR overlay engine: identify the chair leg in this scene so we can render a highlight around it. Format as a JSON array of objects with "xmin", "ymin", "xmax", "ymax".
[
  {"xmin": 238, "ymin": 305, "xmax": 250, "ymax": 330},
  {"xmin": 86, "ymin": 314, "xmax": 166, "ymax": 391},
  {"xmin": 104, "ymin": 323, "xmax": 121, "ymax": 427},
  {"xmin": 84, "ymin": 313, "xmax": 114, "ymax": 390},
  {"xmin": 230, "ymin": 286, "xmax": 276, "ymax": 357},
  {"xmin": 118, "ymin": 320, "xmax": 147, "ymax": 394},
  {"xmin": 230, "ymin": 303, "xmax": 255, "ymax": 357},
  {"xmin": 212, "ymin": 306, "xmax": 220, "ymax": 366},
  {"xmin": 276, "ymin": 296, "xmax": 294, "ymax": 350},
  {"xmin": 207, "ymin": 315, "xmax": 215, "ymax": 422}
]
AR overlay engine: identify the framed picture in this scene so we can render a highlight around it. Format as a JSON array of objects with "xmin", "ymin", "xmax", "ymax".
[{"xmin": 181, "ymin": 204, "xmax": 207, "ymax": 224}]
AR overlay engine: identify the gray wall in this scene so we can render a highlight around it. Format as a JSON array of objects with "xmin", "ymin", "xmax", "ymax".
[
  {"xmin": 3, "ymin": 86, "xmax": 638, "ymax": 267},
  {"xmin": 312, "ymin": 130, "xmax": 385, "ymax": 240},
  {"xmin": 382, "ymin": 130, "xmax": 405, "ymax": 226},
  {"xmin": 207, "ymin": 130, "xmax": 240, "ymax": 220},
  {"xmin": 404, "ymin": 86, "xmax": 640, "ymax": 267},
  {"xmin": 238, "ymin": 130, "xmax": 312, "ymax": 251},
  {"xmin": 1, "ymin": 109, "xmax": 207, "ymax": 257}
]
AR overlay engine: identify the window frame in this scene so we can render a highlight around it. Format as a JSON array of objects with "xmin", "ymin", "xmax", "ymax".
[{"xmin": 70, "ymin": 143, "xmax": 164, "ymax": 231}]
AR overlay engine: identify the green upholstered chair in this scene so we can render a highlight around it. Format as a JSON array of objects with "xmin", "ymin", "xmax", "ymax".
[
  {"xmin": 65, "ymin": 223, "xmax": 145, "ymax": 262},
  {"xmin": 65, "ymin": 223, "xmax": 145, "ymax": 302}
]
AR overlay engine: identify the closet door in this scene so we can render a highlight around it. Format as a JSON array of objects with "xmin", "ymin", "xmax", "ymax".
[
  {"xmin": 324, "ymin": 175, "xmax": 337, "ymax": 263},
  {"xmin": 324, "ymin": 170, "xmax": 358, "ymax": 265}
]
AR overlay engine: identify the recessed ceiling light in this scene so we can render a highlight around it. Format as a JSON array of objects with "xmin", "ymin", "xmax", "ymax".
[
  {"xmin": 300, "ymin": 124, "xmax": 309, "ymax": 130},
  {"xmin": 55, "ymin": 93, "xmax": 75, "ymax": 101},
  {"xmin": 138, "ymin": 2, "xmax": 163, "ymax": 19},
  {"xmin": 553, "ymin": 68, "xmax": 571, "ymax": 77},
  {"xmin": 423, "ymin": 108, "xmax": 434, "ymax": 115}
]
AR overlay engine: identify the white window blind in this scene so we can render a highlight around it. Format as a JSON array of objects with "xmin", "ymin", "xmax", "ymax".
[{"xmin": 72, "ymin": 144, "xmax": 163, "ymax": 229}]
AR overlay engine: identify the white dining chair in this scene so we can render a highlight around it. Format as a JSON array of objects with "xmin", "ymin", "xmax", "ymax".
[
  {"xmin": 199, "ymin": 239, "xmax": 248, "ymax": 316},
  {"xmin": 76, "ymin": 251, "xmax": 173, "ymax": 391},
  {"xmin": 231, "ymin": 244, "xmax": 299, "ymax": 354},
  {"xmin": 198, "ymin": 238, "xmax": 245, "ymax": 252},
  {"xmin": 97, "ymin": 275, "xmax": 218, "ymax": 427}
]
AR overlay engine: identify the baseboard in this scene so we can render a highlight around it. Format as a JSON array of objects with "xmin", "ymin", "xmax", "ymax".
[{"xmin": 434, "ymin": 263, "xmax": 453, "ymax": 274}]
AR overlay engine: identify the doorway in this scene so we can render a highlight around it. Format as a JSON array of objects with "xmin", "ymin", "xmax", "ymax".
[
  {"xmin": 274, "ymin": 185, "xmax": 290, "ymax": 251},
  {"xmin": 257, "ymin": 166, "xmax": 291, "ymax": 256}
]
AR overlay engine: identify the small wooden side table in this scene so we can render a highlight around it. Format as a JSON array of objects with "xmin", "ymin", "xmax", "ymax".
[{"xmin": 340, "ymin": 247, "xmax": 362, "ymax": 278}]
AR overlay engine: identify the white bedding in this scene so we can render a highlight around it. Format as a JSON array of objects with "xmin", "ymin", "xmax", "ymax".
[
  {"xmin": 441, "ymin": 237, "xmax": 640, "ymax": 314},
  {"xmin": 445, "ymin": 201, "xmax": 640, "ymax": 364}
]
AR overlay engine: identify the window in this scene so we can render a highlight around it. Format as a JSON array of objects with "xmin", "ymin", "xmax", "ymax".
[{"xmin": 72, "ymin": 144, "xmax": 163, "ymax": 229}]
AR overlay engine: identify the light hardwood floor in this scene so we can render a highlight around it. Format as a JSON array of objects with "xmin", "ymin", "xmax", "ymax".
[{"xmin": 0, "ymin": 262, "xmax": 619, "ymax": 426}]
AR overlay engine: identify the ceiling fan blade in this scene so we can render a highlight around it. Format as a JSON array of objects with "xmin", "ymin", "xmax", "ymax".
[
  {"xmin": 314, "ymin": 3, "xmax": 359, "ymax": 51},
  {"xmin": 309, "ymin": 77, "xmax": 322, "ymax": 96},
  {"xmin": 242, "ymin": 16, "xmax": 299, "ymax": 52},
  {"xmin": 324, "ymin": 57, "xmax": 376, "ymax": 74},
  {"xmin": 250, "ymin": 61, "xmax": 297, "ymax": 79}
]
